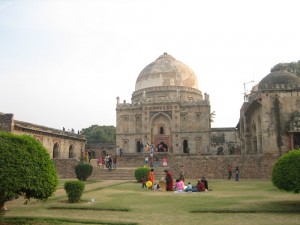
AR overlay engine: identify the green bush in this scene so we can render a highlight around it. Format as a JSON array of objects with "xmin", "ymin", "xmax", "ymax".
[
  {"xmin": 272, "ymin": 149, "xmax": 300, "ymax": 193},
  {"xmin": 75, "ymin": 163, "xmax": 93, "ymax": 181},
  {"xmin": 0, "ymin": 132, "xmax": 58, "ymax": 210},
  {"xmin": 134, "ymin": 167, "xmax": 150, "ymax": 182},
  {"xmin": 64, "ymin": 180, "xmax": 85, "ymax": 203}
]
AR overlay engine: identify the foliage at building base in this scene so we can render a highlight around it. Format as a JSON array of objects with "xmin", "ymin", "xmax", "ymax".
[{"xmin": 272, "ymin": 149, "xmax": 300, "ymax": 193}]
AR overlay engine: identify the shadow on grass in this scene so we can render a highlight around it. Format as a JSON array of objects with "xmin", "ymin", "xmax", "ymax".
[
  {"xmin": 190, "ymin": 200, "xmax": 300, "ymax": 214},
  {"xmin": 48, "ymin": 206, "xmax": 130, "ymax": 212},
  {"xmin": 0, "ymin": 216, "xmax": 137, "ymax": 225}
]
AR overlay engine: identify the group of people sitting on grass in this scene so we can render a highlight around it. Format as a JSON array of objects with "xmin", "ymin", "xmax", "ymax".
[
  {"xmin": 174, "ymin": 177, "xmax": 208, "ymax": 192},
  {"xmin": 141, "ymin": 168, "xmax": 209, "ymax": 192},
  {"xmin": 165, "ymin": 168, "xmax": 208, "ymax": 192}
]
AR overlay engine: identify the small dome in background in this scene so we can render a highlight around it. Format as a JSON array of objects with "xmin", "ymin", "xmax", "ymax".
[
  {"xmin": 258, "ymin": 71, "xmax": 300, "ymax": 90},
  {"xmin": 135, "ymin": 53, "xmax": 199, "ymax": 91}
]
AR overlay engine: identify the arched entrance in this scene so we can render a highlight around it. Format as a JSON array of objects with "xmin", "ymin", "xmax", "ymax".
[
  {"xmin": 53, "ymin": 142, "xmax": 59, "ymax": 158},
  {"xmin": 136, "ymin": 140, "xmax": 142, "ymax": 153},
  {"xmin": 69, "ymin": 144, "xmax": 74, "ymax": 158},
  {"xmin": 157, "ymin": 141, "xmax": 168, "ymax": 152},
  {"xmin": 123, "ymin": 140, "xmax": 129, "ymax": 153},
  {"xmin": 150, "ymin": 113, "xmax": 172, "ymax": 152}
]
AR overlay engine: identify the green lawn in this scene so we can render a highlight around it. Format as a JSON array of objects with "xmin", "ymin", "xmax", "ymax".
[{"xmin": 1, "ymin": 179, "xmax": 300, "ymax": 225}]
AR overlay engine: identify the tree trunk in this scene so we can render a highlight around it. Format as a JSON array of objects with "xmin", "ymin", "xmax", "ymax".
[
  {"xmin": 0, "ymin": 204, "xmax": 8, "ymax": 211},
  {"xmin": 0, "ymin": 201, "xmax": 8, "ymax": 211}
]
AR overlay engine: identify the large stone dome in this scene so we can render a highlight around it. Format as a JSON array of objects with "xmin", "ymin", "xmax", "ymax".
[
  {"xmin": 258, "ymin": 70, "xmax": 300, "ymax": 90},
  {"xmin": 135, "ymin": 53, "xmax": 199, "ymax": 91}
]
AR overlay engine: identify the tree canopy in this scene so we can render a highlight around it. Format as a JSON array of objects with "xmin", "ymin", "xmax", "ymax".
[
  {"xmin": 80, "ymin": 125, "xmax": 116, "ymax": 144},
  {"xmin": 0, "ymin": 132, "xmax": 58, "ymax": 210},
  {"xmin": 271, "ymin": 60, "xmax": 300, "ymax": 77}
]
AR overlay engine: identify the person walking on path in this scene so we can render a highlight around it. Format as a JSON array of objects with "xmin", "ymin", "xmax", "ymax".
[
  {"xmin": 119, "ymin": 148, "xmax": 123, "ymax": 157},
  {"xmin": 228, "ymin": 164, "xmax": 232, "ymax": 180},
  {"xmin": 154, "ymin": 156, "xmax": 159, "ymax": 168},
  {"xmin": 108, "ymin": 156, "xmax": 112, "ymax": 171},
  {"xmin": 112, "ymin": 155, "xmax": 117, "ymax": 169},
  {"xmin": 235, "ymin": 166, "xmax": 240, "ymax": 181},
  {"xmin": 97, "ymin": 156, "xmax": 103, "ymax": 170}
]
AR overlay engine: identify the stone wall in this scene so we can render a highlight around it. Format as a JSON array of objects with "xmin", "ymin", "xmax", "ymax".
[
  {"xmin": 210, "ymin": 128, "xmax": 241, "ymax": 155},
  {"xmin": 86, "ymin": 143, "xmax": 116, "ymax": 159},
  {"xmin": 0, "ymin": 113, "xmax": 14, "ymax": 132},
  {"xmin": 167, "ymin": 154, "xmax": 277, "ymax": 179},
  {"xmin": 53, "ymin": 158, "xmax": 80, "ymax": 178},
  {"xmin": 53, "ymin": 154, "xmax": 278, "ymax": 179}
]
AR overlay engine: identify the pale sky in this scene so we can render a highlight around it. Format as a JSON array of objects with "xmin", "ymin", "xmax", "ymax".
[{"xmin": 1, "ymin": 0, "xmax": 300, "ymax": 132}]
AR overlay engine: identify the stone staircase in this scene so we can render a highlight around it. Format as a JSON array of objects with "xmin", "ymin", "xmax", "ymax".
[{"xmin": 89, "ymin": 155, "xmax": 169, "ymax": 180}]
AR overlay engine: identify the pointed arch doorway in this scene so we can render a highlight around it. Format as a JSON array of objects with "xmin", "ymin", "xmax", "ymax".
[{"xmin": 150, "ymin": 112, "xmax": 172, "ymax": 153}]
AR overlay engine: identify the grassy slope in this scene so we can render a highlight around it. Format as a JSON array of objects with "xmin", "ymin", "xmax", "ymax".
[{"xmin": 1, "ymin": 179, "xmax": 300, "ymax": 225}]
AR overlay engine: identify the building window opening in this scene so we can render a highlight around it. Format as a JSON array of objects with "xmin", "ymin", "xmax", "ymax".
[
  {"xmin": 136, "ymin": 141, "xmax": 142, "ymax": 153},
  {"xmin": 160, "ymin": 126, "xmax": 164, "ymax": 134},
  {"xmin": 183, "ymin": 140, "xmax": 188, "ymax": 153}
]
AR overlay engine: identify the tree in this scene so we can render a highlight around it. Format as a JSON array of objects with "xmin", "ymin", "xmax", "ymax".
[
  {"xmin": 80, "ymin": 125, "xmax": 116, "ymax": 144},
  {"xmin": 134, "ymin": 167, "xmax": 150, "ymax": 183},
  {"xmin": 271, "ymin": 60, "xmax": 300, "ymax": 77},
  {"xmin": 272, "ymin": 149, "xmax": 300, "ymax": 193},
  {"xmin": 210, "ymin": 111, "xmax": 216, "ymax": 123},
  {"xmin": 0, "ymin": 132, "xmax": 58, "ymax": 210},
  {"xmin": 64, "ymin": 180, "xmax": 85, "ymax": 203},
  {"xmin": 75, "ymin": 162, "xmax": 93, "ymax": 181}
]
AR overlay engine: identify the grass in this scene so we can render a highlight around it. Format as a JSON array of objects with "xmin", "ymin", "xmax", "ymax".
[{"xmin": 1, "ymin": 179, "xmax": 300, "ymax": 225}]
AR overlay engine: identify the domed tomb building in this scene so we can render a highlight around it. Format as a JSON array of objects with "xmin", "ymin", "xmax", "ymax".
[
  {"xmin": 116, "ymin": 53, "xmax": 211, "ymax": 155},
  {"xmin": 239, "ymin": 70, "xmax": 300, "ymax": 155}
]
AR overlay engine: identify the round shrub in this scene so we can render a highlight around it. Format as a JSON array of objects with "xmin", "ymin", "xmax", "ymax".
[
  {"xmin": 64, "ymin": 180, "xmax": 85, "ymax": 203},
  {"xmin": 272, "ymin": 149, "xmax": 300, "ymax": 193},
  {"xmin": 0, "ymin": 132, "xmax": 58, "ymax": 210},
  {"xmin": 134, "ymin": 167, "xmax": 150, "ymax": 182},
  {"xmin": 75, "ymin": 163, "xmax": 93, "ymax": 181}
]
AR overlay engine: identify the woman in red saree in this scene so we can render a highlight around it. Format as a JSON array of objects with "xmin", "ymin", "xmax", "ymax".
[{"xmin": 164, "ymin": 169, "xmax": 174, "ymax": 191}]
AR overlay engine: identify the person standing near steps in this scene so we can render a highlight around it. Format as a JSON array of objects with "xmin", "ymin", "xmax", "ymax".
[
  {"xmin": 235, "ymin": 166, "xmax": 240, "ymax": 181},
  {"xmin": 228, "ymin": 164, "xmax": 232, "ymax": 180}
]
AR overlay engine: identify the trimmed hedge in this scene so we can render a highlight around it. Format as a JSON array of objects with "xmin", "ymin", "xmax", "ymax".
[
  {"xmin": 272, "ymin": 149, "xmax": 300, "ymax": 193},
  {"xmin": 0, "ymin": 132, "xmax": 58, "ymax": 209},
  {"xmin": 75, "ymin": 163, "xmax": 93, "ymax": 181},
  {"xmin": 134, "ymin": 167, "xmax": 150, "ymax": 182},
  {"xmin": 64, "ymin": 180, "xmax": 85, "ymax": 203}
]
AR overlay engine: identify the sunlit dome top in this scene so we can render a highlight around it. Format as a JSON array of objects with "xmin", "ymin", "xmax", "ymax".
[
  {"xmin": 258, "ymin": 70, "xmax": 300, "ymax": 90},
  {"xmin": 135, "ymin": 53, "xmax": 199, "ymax": 91}
]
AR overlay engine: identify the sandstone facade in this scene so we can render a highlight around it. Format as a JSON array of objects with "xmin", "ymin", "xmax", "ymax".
[
  {"xmin": 0, "ymin": 113, "xmax": 86, "ymax": 160},
  {"xmin": 116, "ymin": 53, "xmax": 213, "ymax": 155},
  {"xmin": 239, "ymin": 71, "xmax": 300, "ymax": 156}
]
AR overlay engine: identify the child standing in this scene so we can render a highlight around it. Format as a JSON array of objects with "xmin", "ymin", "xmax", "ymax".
[{"xmin": 141, "ymin": 176, "xmax": 147, "ymax": 190}]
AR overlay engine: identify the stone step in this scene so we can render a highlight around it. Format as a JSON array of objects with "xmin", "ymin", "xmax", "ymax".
[{"xmin": 90, "ymin": 166, "xmax": 169, "ymax": 181}]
